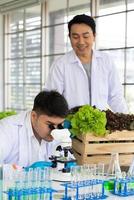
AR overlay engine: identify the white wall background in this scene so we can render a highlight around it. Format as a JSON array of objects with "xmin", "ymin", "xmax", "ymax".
[{"xmin": 0, "ymin": 14, "xmax": 3, "ymax": 110}]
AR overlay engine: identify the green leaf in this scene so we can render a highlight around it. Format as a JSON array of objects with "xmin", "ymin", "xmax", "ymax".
[
  {"xmin": 68, "ymin": 105, "xmax": 107, "ymax": 137},
  {"xmin": 0, "ymin": 111, "xmax": 16, "ymax": 120}
]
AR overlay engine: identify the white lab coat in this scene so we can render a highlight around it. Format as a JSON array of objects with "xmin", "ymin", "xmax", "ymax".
[
  {"xmin": 0, "ymin": 111, "xmax": 59, "ymax": 167},
  {"xmin": 45, "ymin": 50, "xmax": 128, "ymax": 113}
]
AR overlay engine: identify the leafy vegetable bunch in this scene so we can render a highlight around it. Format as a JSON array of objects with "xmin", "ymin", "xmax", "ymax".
[
  {"xmin": 0, "ymin": 111, "xmax": 16, "ymax": 120},
  {"xmin": 68, "ymin": 105, "xmax": 107, "ymax": 137}
]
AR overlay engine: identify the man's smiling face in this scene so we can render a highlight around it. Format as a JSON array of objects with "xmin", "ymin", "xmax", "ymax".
[{"xmin": 69, "ymin": 23, "xmax": 95, "ymax": 58}]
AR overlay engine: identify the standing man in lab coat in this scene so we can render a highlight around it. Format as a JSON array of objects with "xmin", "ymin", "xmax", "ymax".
[
  {"xmin": 45, "ymin": 14, "xmax": 128, "ymax": 113},
  {"xmin": 0, "ymin": 90, "xmax": 68, "ymax": 167}
]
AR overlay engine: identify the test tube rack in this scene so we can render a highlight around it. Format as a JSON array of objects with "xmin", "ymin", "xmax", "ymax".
[
  {"xmin": 113, "ymin": 177, "xmax": 134, "ymax": 197},
  {"xmin": 62, "ymin": 179, "xmax": 107, "ymax": 200},
  {"xmin": 4, "ymin": 186, "xmax": 57, "ymax": 200}
]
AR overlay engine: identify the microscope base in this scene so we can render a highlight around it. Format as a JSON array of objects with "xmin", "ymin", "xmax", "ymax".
[{"xmin": 52, "ymin": 169, "xmax": 71, "ymax": 182}]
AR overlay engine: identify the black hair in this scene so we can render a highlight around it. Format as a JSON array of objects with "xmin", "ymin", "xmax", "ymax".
[
  {"xmin": 68, "ymin": 14, "xmax": 96, "ymax": 36},
  {"xmin": 32, "ymin": 90, "xmax": 69, "ymax": 118}
]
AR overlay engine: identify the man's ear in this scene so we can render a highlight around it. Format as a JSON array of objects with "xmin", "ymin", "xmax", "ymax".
[
  {"xmin": 93, "ymin": 33, "xmax": 96, "ymax": 39},
  {"xmin": 31, "ymin": 111, "xmax": 37, "ymax": 120}
]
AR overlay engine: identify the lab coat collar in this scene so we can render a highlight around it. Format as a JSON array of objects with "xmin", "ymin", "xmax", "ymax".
[
  {"xmin": 69, "ymin": 50, "xmax": 81, "ymax": 64},
  {"xmin": 26, "ymin": 111, "xmax": 34, "ymax": 138},
  {"xmin": 67, "ymin": 49, "xmax": 101, "ymax": 108},
  {"xmin": 68, "ymin": 49, "xmax": 101, "ymax": 64},
  {"xmin": 67, "ymin": 49, "xmax": 102, "ymax": 108},
  {"xmin": 18, "ymin": 111, "xmax": 33, "ymax": 167},
  {"xmin": 10, "ymin": 111, "xmax": 30, "ymax": 126},
  {"xmin": 91, "ymin": 50, "xmax": 102, "ymax": 108}
]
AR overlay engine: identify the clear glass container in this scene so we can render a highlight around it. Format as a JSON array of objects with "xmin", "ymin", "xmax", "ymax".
[{"xmin": 107, "ymin": 152, "xmax": 122, "ymax": 178}]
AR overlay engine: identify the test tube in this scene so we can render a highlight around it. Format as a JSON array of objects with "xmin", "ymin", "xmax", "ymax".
[
  {"xmin": 127, "ymin": 172, "xmax": 133, "ymax": 193},
  {"xmin": 44, "ymin": 167, "xmax": 52, "ymax": 200},
  {"xmin": 45, "ymin": 167, "xmax": 51, "ymax": 188},
  {"xmin": 114, "ymin": 177, "xmax": 120, "ymax": 195},
  {"xmin": 70, "ymin": 166, "xmax": 78, "ymax": 200},
  {"xmin": 82, "ymin": 164, "xmax": 90, "ymax": 199},
  {"xmin": 3, "ymin": 165, "xmax": 14, "ymax": 192},
  {"xmin": 89, "ymin": 164, "xmax": 96, "ymax": 199},
  {"xmin": 120, "ymin": 171, "xmax": 126, "ymax": 194},
  {"xmin": 97, "ymin": 163, "xmax": 105, "ymax": 198}
]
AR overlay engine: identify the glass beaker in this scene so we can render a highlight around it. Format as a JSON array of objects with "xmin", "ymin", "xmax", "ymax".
[{"xmin": 107, "ymin": 152, "xmax": 122, "ymax": 178}]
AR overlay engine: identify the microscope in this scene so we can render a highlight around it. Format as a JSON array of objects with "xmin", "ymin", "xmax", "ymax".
[
  {"xmin": 25, "ymin": 129, "xmax": 76, "ymax": 182},
  {"xmin": 50, "ymin": 129, "xmax": 76, "ymax": 173}
]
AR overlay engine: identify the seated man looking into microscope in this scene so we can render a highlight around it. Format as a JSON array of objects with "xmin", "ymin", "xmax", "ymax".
[{"xmin": 0, "ymin": 90, "xmax": 69, "ymax": 167}]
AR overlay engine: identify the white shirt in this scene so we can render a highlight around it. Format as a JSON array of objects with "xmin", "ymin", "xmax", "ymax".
[
  {"xmin": 45, "ymin": 50, "xmax": 128, "ymax": 113},
  {"xmin": 0, "ymin": 111, "xmax": 59, "ymax": 167}
]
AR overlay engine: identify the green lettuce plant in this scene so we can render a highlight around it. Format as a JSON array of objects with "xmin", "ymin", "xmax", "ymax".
[
  {"xmin": 69, "ymin": 105, "xmax": 107, "ymax": 137},
  {"xmin": 0, "ymin": 111, "xmax": 16, "ymax": 120}
]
